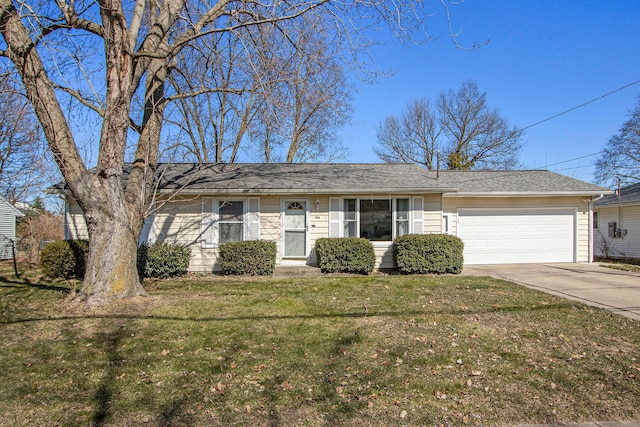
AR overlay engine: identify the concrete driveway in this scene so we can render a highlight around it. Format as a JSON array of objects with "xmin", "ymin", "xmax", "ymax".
[{"xmin": 462, "ymin": 263, "xmax": 640, "ymax": 321}]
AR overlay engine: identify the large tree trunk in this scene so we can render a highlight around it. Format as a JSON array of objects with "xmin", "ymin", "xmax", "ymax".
[{"xmin": 78, "ymin": 188, "xmax": 147, "ymax": 307}]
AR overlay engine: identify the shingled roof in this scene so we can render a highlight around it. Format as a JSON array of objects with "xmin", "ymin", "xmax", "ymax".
[
  {"xmin": 50, "ymin": 163, "xmax": 610, "ymax": 196},
  {"xmin": 154, "ymin": 163, "xmax": 456, "ymax": 194},
  {"xmin": 594, "ymin": 182, "xmax": 640, "ymax": 207},
  {"xmin": 428, "ymin": 170, "xmax": 610, "ymax": 196}
]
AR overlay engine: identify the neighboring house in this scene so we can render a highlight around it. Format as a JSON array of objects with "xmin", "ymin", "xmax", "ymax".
[
  {"xmin": 593, "ymin": 182, "xmax": 640, "ymax": 259},
  {"xmin": 56, "ymin": 163, "xmax": 610, "ymax": 270},
  {"xmin": 0, "ymin": 195, "xmax": 24, "ymax": 260}
]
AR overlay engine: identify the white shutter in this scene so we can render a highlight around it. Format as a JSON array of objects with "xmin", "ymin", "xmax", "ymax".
[
  {"xmin": 201, "ymin": 197, "xmax": 216, "ymax": 248},
  {"xmin": 245, "ymin": 197, "xmax": 260, "ymax": 240},
  {"xmin": 412, "ymin": 196, "xmax": 424, "ymax": 235},
  {"xmin": 329, "ymin": 197, "xmax": 342, "ymax": 238}
]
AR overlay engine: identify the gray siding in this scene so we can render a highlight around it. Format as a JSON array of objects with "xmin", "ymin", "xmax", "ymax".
[{"xmin": 594, "ymin": 205, "xmax": 640, "ymax": 259}]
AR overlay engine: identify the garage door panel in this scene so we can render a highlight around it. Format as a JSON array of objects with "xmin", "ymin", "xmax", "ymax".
[{"xmin": 459, "ymin": 208, "xmax": 575, "ymax": 264}]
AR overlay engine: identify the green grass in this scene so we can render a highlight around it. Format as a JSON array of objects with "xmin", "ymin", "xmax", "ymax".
[{"xmin": 1, "ymin": 262, "xmax": 639, "ymax": 426}]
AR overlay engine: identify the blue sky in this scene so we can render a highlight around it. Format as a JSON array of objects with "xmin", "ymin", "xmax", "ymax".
[{"xmin": 338, "ymin": 1, "xmax": 640, "ymax": 185}]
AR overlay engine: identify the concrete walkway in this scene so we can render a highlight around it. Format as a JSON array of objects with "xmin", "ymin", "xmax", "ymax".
[{"xmin": 461, "ymin": 263, "xmax": 640, "ymax": 321}]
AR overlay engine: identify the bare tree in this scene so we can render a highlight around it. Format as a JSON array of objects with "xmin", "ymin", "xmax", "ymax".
[
  {"xmin": 374, "ymin": 98, "xmax": 440, "ymax": 169},
  {"xmin": 375, "ymin": 81, "xmax": 523, "ymax": 170},
  {"xmin": 0, "ymin": 70, "xmax": 50, "ymax": 202},
  {"xmin": 0, "ymin": 0, "xmax": 439, "ymax": 307},
  {"xmin": 594, "ymin": 95, "xmax": 640, "ymax": 187},
  {"xmin": 166, "ymin": 12, "xmax": 352, "ymax": 164},
  {"xmin": 279, "ymin": 19, "xmax": 352, "ymax": 163}
]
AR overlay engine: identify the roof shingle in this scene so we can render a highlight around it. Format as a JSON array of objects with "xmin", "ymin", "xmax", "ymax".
[{"xmin": 50, "ymin": 163, "xmax": 611, "ymax": 196}]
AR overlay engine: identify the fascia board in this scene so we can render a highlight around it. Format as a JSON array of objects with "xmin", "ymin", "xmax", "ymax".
[
  {"xmin": 156, "ymin": 187, "xmax": 458, "ymax": 195},
  {"xmin": 443, "ymin": 190, "xmax": 614, "ymax": 198}
]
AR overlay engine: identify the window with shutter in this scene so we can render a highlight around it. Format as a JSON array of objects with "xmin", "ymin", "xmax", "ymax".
[{"xmin": 201, "ymin": 197, "xmax": 260, "ymax": 248}]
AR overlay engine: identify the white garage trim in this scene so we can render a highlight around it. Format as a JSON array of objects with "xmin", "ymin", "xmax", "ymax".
[{"xmin": 457, "ymin": 207, "xmax": 577, "ymax": 264}]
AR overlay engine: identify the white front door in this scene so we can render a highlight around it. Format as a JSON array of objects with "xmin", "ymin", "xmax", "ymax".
[{"xmin": 283, "ymin": 200, "xmax": 308, "ymax": 257}]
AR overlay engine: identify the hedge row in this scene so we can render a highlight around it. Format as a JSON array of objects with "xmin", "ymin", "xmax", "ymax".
[
  {"xmin": 137, "ymin": 242, "xmax": 192, "ymax": 279},
  {"xmin": 219, "ymin": 240, "xmax": 277, "ymax": 276},
  {"xmin": 39, "ymin": 239, "xmax": 89, "ymax": 280},
  {"xmin": 394, "ymin": 234, "xmax": 464, "ymax": 274},
  {"xmin": 40, "ymin": 240, "xmax": 192, "ymax": 280},
  {"xmin": 315, "ymin": 237, "xmax": 376, "ymax": 274},
  {"xmin": 40, "ymin": 234, "xmax": 464, "ymax": 279}
]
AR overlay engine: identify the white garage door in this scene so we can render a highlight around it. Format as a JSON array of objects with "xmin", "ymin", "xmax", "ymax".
[{"xmin": 458, "ymin": 208, "xmax": 575, "ymax": 264}]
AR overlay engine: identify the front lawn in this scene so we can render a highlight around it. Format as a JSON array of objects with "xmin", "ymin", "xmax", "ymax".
[{"xmin": 1, "ymin": 262, "xmax": 639, "ymax": 426}]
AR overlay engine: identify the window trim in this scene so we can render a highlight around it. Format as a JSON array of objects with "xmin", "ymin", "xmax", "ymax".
[
  {"xmin": 340, "ymin": 197, "xmax": 413, "ymax": 242},
  {"xmin": 201, "ymin": 197, "xmax": 260, "ymax": 248},
  {"xmin": 217, "ymin": 199, "xmax": 245, "ymax": 245}
]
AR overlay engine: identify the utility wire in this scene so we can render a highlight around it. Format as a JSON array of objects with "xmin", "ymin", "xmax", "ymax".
[
  {"xmin": 521, "ymin": 80, "xmax": 640, "ymax": 171},
  {"xmin": 520, "ymin": 79, "xmax": 640, "ymax": 132},
  {"xmin": 534, "ymin": 151, "xmax": 603, "ymax": 169}
]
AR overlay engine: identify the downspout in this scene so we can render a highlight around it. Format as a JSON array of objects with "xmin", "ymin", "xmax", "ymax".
[{"xmin": 588, "ymin": 194, "xmax": 605, "ymax": 263}]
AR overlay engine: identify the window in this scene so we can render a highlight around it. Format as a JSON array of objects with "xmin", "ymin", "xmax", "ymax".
[
  {"xmin": 338, "ymin": 198, "xmax": 413, "ymax": 241},
  {"xmin": 202, "ymin": 197, "xmax": 260, "ymax": 248},
  {"xmin": 361, "ymin": 200, "xmax": 392, "ymax": 241},
  {"xmin": 593, "ymin": 211, "xmax": 599, "ymax": 229},
  {"xmin": 344, "ymin": 199, "xmax": 357, "ymax": 237},
  {"xmin": 218, "ymin": 200, "xmax": 244, "ymax": 244},
  {"xmin": 396, "ymin": 199, "xmax": 409, "ymax": 237}
]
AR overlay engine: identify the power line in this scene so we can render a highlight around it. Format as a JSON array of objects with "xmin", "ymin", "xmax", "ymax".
[
  {"xmin": 534, "ymin": 151, "xmax": 603, "ymax": 169},
  {"xmin": 520, "ymin": 79, "xmax": 640, "ymax": 132}
]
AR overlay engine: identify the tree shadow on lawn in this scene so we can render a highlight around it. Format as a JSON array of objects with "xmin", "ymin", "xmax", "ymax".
[
  {"xmin": 90, "ymin": 321, "xmax": 202, "ymax": 427},
  {"xmin": 1, "ymin": 301, "xmax": 578, "ymax": 327},
  {"xmin": 0, "ymin": 274, "xmax": 72, "ymax": 294}
]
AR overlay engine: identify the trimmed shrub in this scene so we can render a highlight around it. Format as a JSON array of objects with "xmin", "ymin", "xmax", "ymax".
[
  {"xmin": 394, "ymin": 234, "xmax": 464, "ymax": 274},
  {"xmin": 219, "ymin": 240, "xmax": 277, "ymax": 276},
  {"xmin": 315, "ymin": 237, "xmax": 376, "ymax": 274},
  {"xmin": 39, "ymin": 239, "xmax": 89, "ymax": 279},
  {"xmin": 138, "ymin": 242, "xmax": 192, "ymax": 279}
]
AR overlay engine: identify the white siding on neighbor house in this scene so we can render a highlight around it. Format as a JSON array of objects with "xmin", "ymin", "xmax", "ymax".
[
  {"xmin": 443, "ymin": 196, "xmax": 592, "ymax": 264},
  {"xmin": 594, "ymin": 205, "xmax": 640, "ymax": 259},
  {"xmin": 0, "ymin": 198, "xmax": 22, "ymax": 259}
]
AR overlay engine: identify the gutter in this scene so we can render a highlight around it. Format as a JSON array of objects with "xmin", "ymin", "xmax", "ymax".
[
  {"xmin": 152, "ymin": 187, "xmax": 460, "ymax": 195},
  {"xmin": 443, "ymin": 190, "xmax": 615, "ymax": 198}
]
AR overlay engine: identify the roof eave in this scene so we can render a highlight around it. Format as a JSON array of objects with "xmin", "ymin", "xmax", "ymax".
[
  {"xmin": 156, "ymin": 187, "xmax": 458, "ymax": 195},
  {"xmin": 443, "ymin": 190, "xmax": 613, "ymax": 198},
  {"xmin": 594, "ymin": 199, "xmax": 640, "ymax": 208}
]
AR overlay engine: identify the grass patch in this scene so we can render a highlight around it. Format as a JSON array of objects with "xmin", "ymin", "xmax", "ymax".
[
  {"xmin": 1, "ymin": 261, "xmax": 639, "ymax": 426},
  {"xmin": 595, "ymin": 257, "xmax": 640, "ymax": 273}
]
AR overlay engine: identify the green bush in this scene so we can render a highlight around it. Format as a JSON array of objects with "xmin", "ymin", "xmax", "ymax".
[
  {"xmin": 39, "ymin": 239, "xmax": 89, "ymax": 279},
  {"xmin": 138, "ymin": 242, "xmax": 192, "ymax": 279},
  {"xmin": 315, "ymin": 238, "xmax": 376, "ymax": 274},
  {"xmin": 394, "ymin": 234, "xmax": 464, "ymax": 274},
  {"xmin": 219, "ymin": 240, "xmax": 277, "ymax": 276}
]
